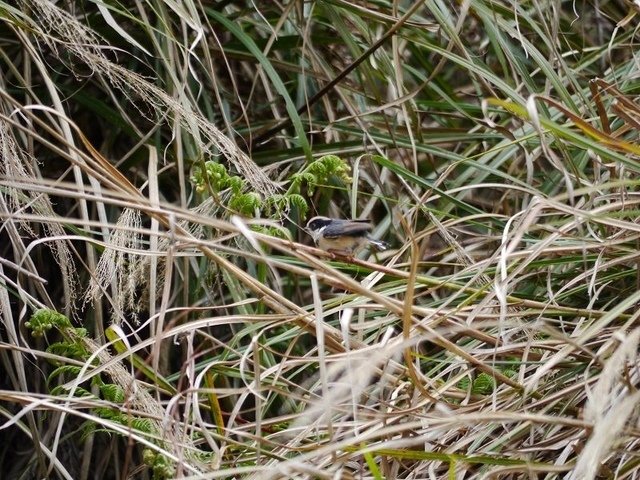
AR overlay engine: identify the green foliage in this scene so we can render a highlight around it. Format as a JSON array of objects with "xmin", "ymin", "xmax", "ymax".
[
  {"xmin": 100, "ymin": 383, "xmax": 125, "ymax": 403},
  {"xmin": 263, "ymin": 193, "xmax": 308, "ymax": 218},
  {"xmin": 25, "ymin": 309, "xmax": 72, "ymax": 337},
  {"xmin": 47, "ymin": 340, "xmax": 90, "ymax": 361},
  {"xmin": 143, "ymin": 449, "xmax": 176, "ymax": 480},
  {"xmin": 228, "ymin": 191, "xmax": 262, "ymax": 216},
  {"xmin": 50, "ymin": 385, "xmax": 94, "ymax": 397},
  {"xmin": 25, "ymin": 309, "xmax": 162, "ymax": 469},
  {"xmin": 26, "ymin": 310, "xmax": 91, "ymax": 365},
  {"xmin": 191, "ymin": 155, "xmax": 352, "ymax": 221},
  {"xmin": 47, "ymin": 365, "xmax": 84, "ymax": 385},
  {"xmin": 457, "ymin": 370, "xmax": 517, "ymax": 395},
  {"xmin": 191, "ymin": 161, "xmax": 245, "ymax": 195},
  {"xmin": 470, "ymin": 373, "xmax": 496, "ymax": 395},
  {"xmin": 93, "ymin": 407, "xmax": 155, "ymax": 434},
  {"xmin": 191, "ymin": 160, "xmax": 270, "ymax": 217},
  {"xmin": 289, "ymin": 154, "xmax": 352, "ymax": 196},
  {"xmin": 362, "ymin": 443, "xmax": 385, "ymax": 480}
]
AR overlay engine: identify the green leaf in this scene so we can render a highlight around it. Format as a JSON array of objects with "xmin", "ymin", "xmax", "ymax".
[{"xmin": 207, "ymin": 8, "xmax": 312, "ymax": 161}]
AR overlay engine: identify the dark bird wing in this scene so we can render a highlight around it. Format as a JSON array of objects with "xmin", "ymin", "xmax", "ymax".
[{"xmin": 322, "ymin": 219, "xmax": 372, "ymax": 238}]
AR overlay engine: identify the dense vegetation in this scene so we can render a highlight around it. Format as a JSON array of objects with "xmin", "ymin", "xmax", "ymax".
[{"xmin": 2, "ymin": 1, "xmax": 640, "ymax": 478}]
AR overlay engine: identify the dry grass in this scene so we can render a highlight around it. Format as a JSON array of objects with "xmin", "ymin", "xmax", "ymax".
[{"xmin": 2, "ymin": 1, "xmax": 640, "ymax": 479}]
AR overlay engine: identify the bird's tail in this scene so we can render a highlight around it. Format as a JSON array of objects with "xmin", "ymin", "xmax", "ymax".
[{"xmin": 369, "ymin": 239, "xmax": 390, "ymax": 251}]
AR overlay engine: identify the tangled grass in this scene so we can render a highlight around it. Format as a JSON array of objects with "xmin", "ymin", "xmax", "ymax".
[{"xmin": 2, "ymin": 1, "xmax": 640, "ymax": 479}]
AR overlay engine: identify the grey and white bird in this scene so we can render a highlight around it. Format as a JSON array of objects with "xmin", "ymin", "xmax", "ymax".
[{"xmin": 304, "ymin": 216, "xmax": 389, "ymax": 257}]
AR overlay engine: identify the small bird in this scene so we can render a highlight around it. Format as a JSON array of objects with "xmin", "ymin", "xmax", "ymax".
[{"xmin": 304, "ymin": 216, "xmax": 389, "ymax": 257}]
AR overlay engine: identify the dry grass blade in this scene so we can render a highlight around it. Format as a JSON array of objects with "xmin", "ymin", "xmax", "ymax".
[{"xmin": 2, "ymin": 1, "xmax": 640, "ymax": 479}]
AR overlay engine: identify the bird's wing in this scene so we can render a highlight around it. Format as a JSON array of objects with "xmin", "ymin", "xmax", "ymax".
[{"xmin": 323, "ymin": 219, "xmax": 372, "ymax": 238}]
